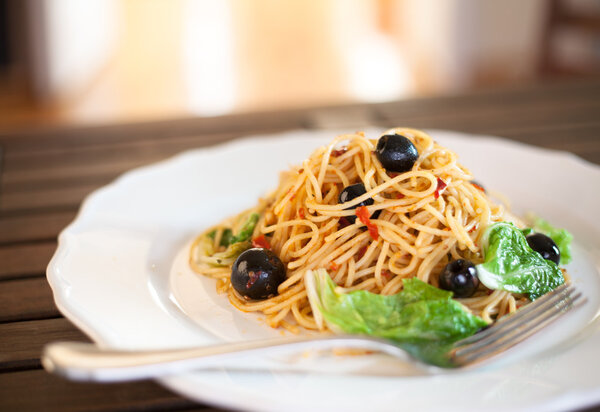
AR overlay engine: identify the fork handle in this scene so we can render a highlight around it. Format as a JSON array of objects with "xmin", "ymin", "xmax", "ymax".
[{"xmin": 42, "ymin": 336, "xmax": 402, "ymax": 382}]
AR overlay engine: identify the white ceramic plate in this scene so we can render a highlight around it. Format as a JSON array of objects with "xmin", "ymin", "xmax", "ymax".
[{"xmin": 47, "ymin": 129, "xmax": 600, "ymax": 412}]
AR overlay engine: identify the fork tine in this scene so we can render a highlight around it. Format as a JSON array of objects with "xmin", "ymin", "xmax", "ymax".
[
  {"xmin": 457, "ymin": 283, "xmax": 571, "ymax": 346},
  {"xmin": 454, "ymin": 292, "xmax": 584, "ymax": 366},
  {"xmin": 451, "ymin": 286, "xmax": 584, "ymax": 366},
  {"xmin": 458, "ymin": 290, "xmax": 582, "ymax": 356}
]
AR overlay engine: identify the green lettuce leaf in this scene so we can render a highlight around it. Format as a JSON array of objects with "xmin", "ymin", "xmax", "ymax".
[
  {"xmin": 199, "ymin": 213, "xmax": 259, "ymax": 266},
  {"xmin": 477, "ymin": 222, "xmax": 564, "ymax": 300},
  {"xmin": 305, "ymin": 269, "xmax": 487, "ymax": 367},
  {"xmin": 529, "ymin": 215, "xmax": 573, "ymax": 264},
  {"xmin": 200, "ymin": 240, "xmax": 252, "ymax": 267},
  {"xmin": 207, "ymin": 228, "xmax": 233, "ymax": 247},
  {"xmin": 219, "ymin": 228, "xmax": 234, "ymax": 247}
]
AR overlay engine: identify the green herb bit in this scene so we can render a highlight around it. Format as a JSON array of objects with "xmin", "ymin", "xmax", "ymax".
[
  {"xmin": 202, "ymin": 240, "xmax": 252, "ymax": 267},
  {"xmin": 219, "ymin": 228, "xmax": 233, "ymax": 247},
  {"xmin": 198, "ymin": 212, "xmax": 260, "ymax": 267},
  {"xmin": 229, "ymin": 213, "xmax": 259, "ymax": 244}
]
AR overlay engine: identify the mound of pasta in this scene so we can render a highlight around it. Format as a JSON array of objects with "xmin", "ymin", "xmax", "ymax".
[{"xmin": 189, "ymin": 128, "xmax": 568, "ymax": 334}]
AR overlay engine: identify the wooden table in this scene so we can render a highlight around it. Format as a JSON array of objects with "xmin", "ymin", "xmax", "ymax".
[{"xmin": 1, "ymin": 78, "xmax": 599, "ymax": 411}]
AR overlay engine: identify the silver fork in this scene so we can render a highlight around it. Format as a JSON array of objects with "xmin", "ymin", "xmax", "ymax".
[{"xmin": 42, "ymin": 284, "xmax": 583, "ymax": 382}]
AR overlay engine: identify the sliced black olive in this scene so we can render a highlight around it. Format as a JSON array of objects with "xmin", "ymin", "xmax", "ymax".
[
  {"xmin": 526, "ymin": 233, "xmax": 560, "ymax": 265},
  {"xmin": 231, "ymin": 248, "xmax": 286, "ymax": 300},
  {"xmin": 439, "ymin": 259, "xmax": 479, "ymax": 298},
  {"xmin": 375, "ymin": 133, "xmax": 419, "ymax": 173},
  {"xmin": 338, "ymin": 183, "xmax": 380, "ymax": 224}
]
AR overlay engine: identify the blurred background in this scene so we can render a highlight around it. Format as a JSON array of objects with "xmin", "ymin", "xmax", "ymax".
[{"xmin": 0, "ymin": 0, "xmax": 599, "ymax": 131}]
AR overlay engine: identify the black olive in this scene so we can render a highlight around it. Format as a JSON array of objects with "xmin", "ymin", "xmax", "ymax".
[
  {"xmin": 231, "ymin": 248, "xmax": 286, "ymax": 300},
  {"xmin": 375, "ymin": 134, "xmax": 419, "ymax": 173},
  {"xmin": 338, "ymin": 183, "xmax": 380, "ymax": 224},
  {"xmin": 439, "ymin": 259, "xmax": 479, "ymax": 298},
  {"xmin": 526, "ymin": 233, "xmax": 560, "ymax": 265}
]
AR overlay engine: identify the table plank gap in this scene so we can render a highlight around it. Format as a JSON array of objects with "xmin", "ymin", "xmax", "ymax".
[
  {"xmin": 0, "ymin": 211, "xmax": 74, "ymax": 243},
  {"xmin": 0, "ymin": 369, "xmax": 200, "ymax": 412},
  {"xmin": 0, "ymin": 318, "xmax": 89, "ymax": 372},
  {"xmin": 0, "ymin": 184, "xmax": 99, "ymax": 214},
  {"xmin": 0, "ymin": 241, "xmax": 56, "ymax": 280},
  {"xmin": 0, "ymin": 278, "xmax": 61, "ymax": 323},
  {"xmin": 0, "ymin": 113, "xmax": 306, "ymax": 151}
]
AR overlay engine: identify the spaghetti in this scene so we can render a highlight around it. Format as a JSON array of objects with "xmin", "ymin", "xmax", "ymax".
[{"xmin": 189, "ymin": 128, "xmax": 530, "ymax": 332}]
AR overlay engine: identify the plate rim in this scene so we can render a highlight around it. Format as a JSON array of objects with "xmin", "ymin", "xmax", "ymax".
[{"xmin": 46, "ymin": 128, "xmax": 600, "ymax": 412}]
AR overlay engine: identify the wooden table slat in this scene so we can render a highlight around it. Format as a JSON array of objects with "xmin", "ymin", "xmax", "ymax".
[
  {"xmin": 4, "ymin": 100, "xmax": 597, "ymax": 168},
  {"xmin": 2, "ymin": 157, "xmax": 148, "ymax": 188},
  {"xmin": 0, "ymin": 184, "xmax": 98, "ymax": 214},
  {"xmin": 378, "ymin": 104, "xmax": 600, "ymax": 134},
  {"xmin": 373, "ymin": 78, "xmax": 600, "ymax": 116},
  {"xmin": 0, "ymin": 107, "xmax": 312, "ymax": 150},
  {"xmin": 0, "ymin": 212, "xmax": 75, "ymax": 244},
  {"xmin": 0, "ymin": 277, "xmax": 60, "ymax": 323},
  {"xmin": 2, "ymin": 131, "xmax": 240, "ymax": 171},
  {"xmin": 0, "ymin": 369, "xmax": 202, "ymax": 412},
  {"xmin": 0, "ymin": 318, "xmax": 88, "ymax": 371},
  {"xmin": 0, "ymin": 241, "xmax": 56, "ymax": 280}
]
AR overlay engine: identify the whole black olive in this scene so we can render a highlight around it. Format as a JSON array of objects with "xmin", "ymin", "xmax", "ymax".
[
  {"xmin": 526, "ymin": 233, "xmax": 560, "ymax": 265},
  {"xmin": 338, "ymin": 183, "xmax": 380, "ymax": 224},
  {"xmin": 231, "ymin": 248, "xmax": 286, "ymax": 300},
  {"xmin": 375, "ymin": 134, "xmax": 419, "ymax": 173},
  {"xmin": 439, "ymin": 259, "xmax": 479, "ymax": 298}
]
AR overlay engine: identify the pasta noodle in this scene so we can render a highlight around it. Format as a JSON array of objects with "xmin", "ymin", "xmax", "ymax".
[{"xmin": 189, "ymin": 128, "xmax": 530, "ymax": 331}]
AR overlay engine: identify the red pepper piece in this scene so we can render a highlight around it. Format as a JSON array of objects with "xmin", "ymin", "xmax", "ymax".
[
  {"xmin": 356, "ymin": 206, "xmax": 379, "ymax": 240},
  {"xmin": 434, "ymin": 178, "xmax": 447, "ymax": 199},
  {"xmin": 331, "ymin": 147, "xmax": 348, "ymax": 157},
  {"xmin": 252, "ymin": 234, "xmax": 271, "ymax": 250},
  {"xmin": 472, "ymin": 182, "xmax": 485, "ymax": 192},
  {"xmin": 298, "ymin": 207, "xmax": 306, "ymax": 219}
]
